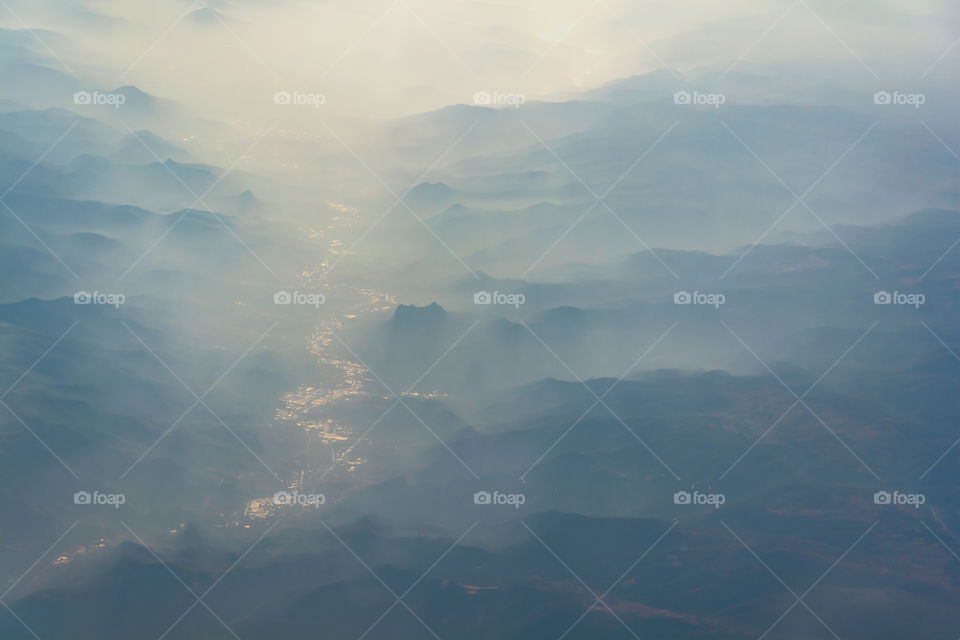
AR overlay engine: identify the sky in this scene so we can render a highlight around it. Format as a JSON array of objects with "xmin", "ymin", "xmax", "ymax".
[{"xmin": 4, "ymin": 0, "xmax": 958, "ymax": 121}]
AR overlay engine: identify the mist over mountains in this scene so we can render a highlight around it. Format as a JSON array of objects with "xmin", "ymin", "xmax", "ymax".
[{"xmin": 1, "ymin": 1, "xmax": 959, "ymax": 638}]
